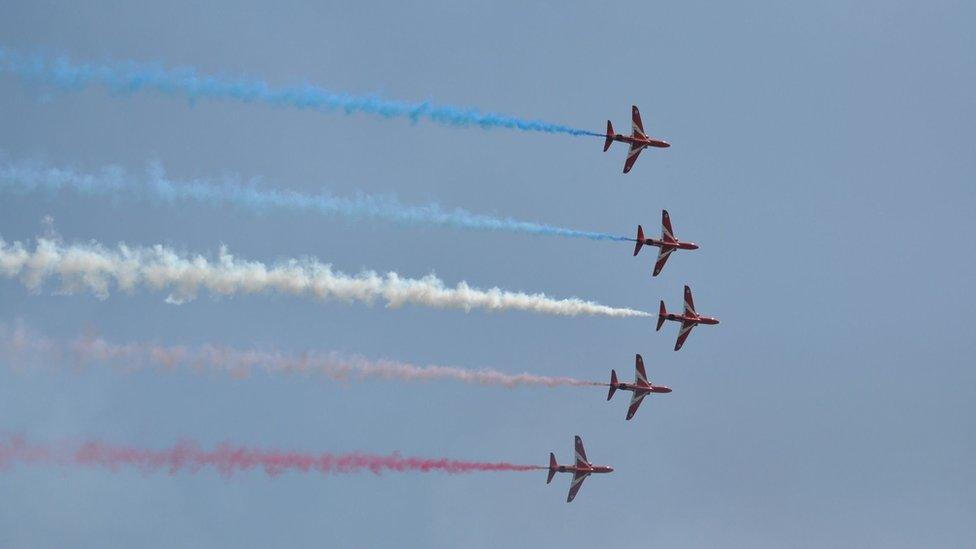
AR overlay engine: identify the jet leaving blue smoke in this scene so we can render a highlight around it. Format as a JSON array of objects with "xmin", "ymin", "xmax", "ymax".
[
  {"xmin": 0, "ymin": 161, "xmax": 630, "ymax": 242},
  {"xmin": 0, "ymin": 48, "xmax": 603, "ymax": 137}
]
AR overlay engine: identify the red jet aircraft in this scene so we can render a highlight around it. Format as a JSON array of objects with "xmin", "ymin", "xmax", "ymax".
[
  {"xmin": 607, "ymin": 354, "xmax": 672, "ymax": 420},
  {"xmin": 603, "ymin": 105, "xmax": 670, "ymax": 174},
  {"xmin": 633, "ymin": 210, "xmax": 699, "ymax": 276},
  {"xmin": 547, "ymin": 436, "xmax": 613, "ymax": 503},
  {"xmin": 657, "ymin": 285, "xmax": 720, "ymax": 351}
]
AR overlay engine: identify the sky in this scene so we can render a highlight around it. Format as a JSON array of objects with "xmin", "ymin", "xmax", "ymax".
[{"xmin": 0, "ymin": 1, "xmax": 974, "ymax": 547}]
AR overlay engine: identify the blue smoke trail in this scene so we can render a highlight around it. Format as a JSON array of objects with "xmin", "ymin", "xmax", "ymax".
[
  {"xmin": 0, "ymin": 160, "xmax": 631, "ymax": 242},
  {"xmin": 0, "ymin": 48, "xmax": 604, "ymax": 137}
]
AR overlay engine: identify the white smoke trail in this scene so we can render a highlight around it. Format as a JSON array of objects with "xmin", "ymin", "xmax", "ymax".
[
  {"xmin": 0, "ymin": 323, "xmax": 602, "ymax": 388},
  {"xmin": 0, "ymin": 236, "xmax": 652, "ymax": 318}
]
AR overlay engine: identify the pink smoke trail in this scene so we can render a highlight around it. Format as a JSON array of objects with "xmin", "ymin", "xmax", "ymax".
[
  {"xmin": 0, "ymin": 323, "xmax": 603, "ymax": 388},
  {"xmin": 0, "ymin": 436, "xmax": 545, "ymax": 476}
]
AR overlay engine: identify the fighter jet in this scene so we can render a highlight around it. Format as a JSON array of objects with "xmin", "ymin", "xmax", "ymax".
[
  {"xmin": 546, "ymin": 436, "xmax": 613, "ymax": 503},
  {"xmin": 657, "ymin": 285, "xmax": 720, "ymax": 351},
  {"xmin": 607, "ymin": 354, "xmax": 672, "ymax": 420},
  {"xmin": 603, "ymin": 105, "xmax": 670, "ymax": 174},
  {"xmin": 633, "ymin": 210, "xmax": 699, "ymax": 276}
]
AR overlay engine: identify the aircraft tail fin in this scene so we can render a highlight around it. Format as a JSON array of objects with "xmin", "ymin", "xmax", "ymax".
[
  {"xmin": 603, "ymin": 121, "xmax": 614, "ymax": 152},
  {"xmin": 634, "ymin": 225, "xmax": 645, "ymax": 256},
  {"xmin": 656, "ymin": 301, "xmax": 667, "ymax": 331},
  {"xmin": 608, "ymin": 370, "xmax": 618, "ymax": 400},
  {"xmin": 547, "ymin": 453, "xmax": 558, "ymax": 484}
]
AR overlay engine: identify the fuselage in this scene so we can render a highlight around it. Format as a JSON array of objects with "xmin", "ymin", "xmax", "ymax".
[
  {"xmin": 642, "ymin": 238, "xmax": 699, "ymax": 251},
  {"xmin": 617, "ymin": 382, "xmax": 673, "ymax": 394},
  {"xmin": 664, "ymin": 313, "xmax": 720, "ymax": 326},
  {"xmin": 612, "ymin": 133, "xmax": 670, "ymax": 149},
  {"xmin": 554, "ymin": 464, "xmax": 614, "ymax": 475}
]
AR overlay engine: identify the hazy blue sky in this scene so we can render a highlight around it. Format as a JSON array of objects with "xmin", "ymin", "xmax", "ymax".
[{"xmin": 1, "ymin": 1, "xmax": 973, "ymax": 547}]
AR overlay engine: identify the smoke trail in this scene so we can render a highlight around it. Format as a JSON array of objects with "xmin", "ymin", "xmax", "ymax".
[
  {"xmin": 0, "ymin": 323, "xmax": 603, "ymax": 388},
  {"xmin": 0, "ymin": 236, "xmax": 652, "ymax": 318},
  {"xmin": 0, "ymin": 160, "xmax": 631, "ymax": 242},
  {"xmin": 0, "ymin": 436, "xmax": 545, "ymax": 476},
  {"xmin": 0, "ymin": 48, "xmax": 603, "ymax": 137}
]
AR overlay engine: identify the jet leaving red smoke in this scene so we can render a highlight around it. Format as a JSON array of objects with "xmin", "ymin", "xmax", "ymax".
[{"xmin": 0, "ymin": 436, "xmax": 544, "ymax": 476}]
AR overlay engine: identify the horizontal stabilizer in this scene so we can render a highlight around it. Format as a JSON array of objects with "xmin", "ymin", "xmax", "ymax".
[{"xmin": 634, "ymin": 225, "xmax": 645, "ymax": 256}]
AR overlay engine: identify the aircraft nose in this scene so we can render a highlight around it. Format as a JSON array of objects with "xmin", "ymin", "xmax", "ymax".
[
  {"xmin": 660, "ymin": 386, "xmax": 673, "ymax": 393},
  {"xmin": 688, "ymin": 242, "xmax": 700, "ymax": 250},
  {"xmin": 661, "ymin": 141, "xmax": 671, "ymax": 148}
]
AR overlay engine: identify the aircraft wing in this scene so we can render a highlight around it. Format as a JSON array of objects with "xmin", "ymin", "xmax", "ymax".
[
  {"xmin": 653, "ymin": 246, "xmax": 674, "ymax": 277},
  {"xmin": 574, "ymin": 435, "xmax": 588, "ymax": 466},
  {"xmin": 661, "ymin": 210, "xmax": 675, "ymax": 242},
  {"xmin": 635, "ymin": 354, "xmax": 648, "ymax": 384},
  {"xmin": 567, "ymin": 471, "xmax": 590, "ymax": 503},
  {"xmin": 675, "ymin": 321, "xmax": 696, "ymax": 351},
  {"xmin": 683, "ymin": 285, "xmax": 696, "ymax": 315},
  {"xmin": 631, "ymin": 105, "xmax": 646, "ymax": 137},
  {"xmin": 623, "ymin": 143, "xmax": 644, "ymax": 174},
  {"xmin": 626, "ymin": 391, "xmax": 648, "ymax": 420}
]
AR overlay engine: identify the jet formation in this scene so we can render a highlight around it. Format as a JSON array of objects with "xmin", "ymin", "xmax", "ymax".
[{"xmin": 545, "ymin": 107, "xmax": 721, "ymax": 502}]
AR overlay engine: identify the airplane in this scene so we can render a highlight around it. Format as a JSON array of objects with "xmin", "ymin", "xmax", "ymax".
[
  {"xmin": 632, "ymin": 210, "xmax": 699, "ymax": 276},
  {"xmin": 603, "ymin": 105, "xmax": 670, "ymax": 174},
  {"xmin": 607, "ymin": 354, "xmax": 672, "ymax": 420},
  {"xmin": 657, "ymin": 285, "xmax": 720, "ymax": 351},
  {"xmin": 547, "ymin": 435, "xmax": 613, "ymax": 503}
]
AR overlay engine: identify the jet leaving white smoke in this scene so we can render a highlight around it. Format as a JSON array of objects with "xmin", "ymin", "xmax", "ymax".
[
  {"xmin": 0, "ymin": 323, "xmax": 602, "ymax": 388},
  {"xmin": 0, "ymin": 236, "xmax": 652, "ymax": 318}
]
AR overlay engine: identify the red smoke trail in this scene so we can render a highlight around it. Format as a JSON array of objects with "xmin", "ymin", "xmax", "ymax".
[{"xmin": 0, "ymin": 436, "xmax": 545, "ymax": 476}]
